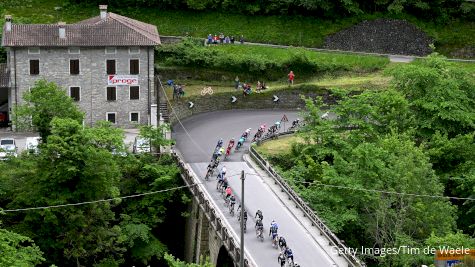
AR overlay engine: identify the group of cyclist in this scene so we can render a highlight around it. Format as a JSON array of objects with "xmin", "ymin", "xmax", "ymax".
[
  {"xmin": 204, "ymin": 117, "xmax": 303, "ymax": 266},
  {"xmin": 253, "ymin": 210, "xmax": 300, "ymax": 267}
]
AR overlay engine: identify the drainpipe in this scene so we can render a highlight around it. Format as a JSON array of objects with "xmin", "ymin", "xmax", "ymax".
[
  {"xmin": 147, "ymin": 46, "xmax": 151, "ymax": 125},
  {"xmin": 13, "ymin": 48, "xmax": 17, "ymax": 131}
]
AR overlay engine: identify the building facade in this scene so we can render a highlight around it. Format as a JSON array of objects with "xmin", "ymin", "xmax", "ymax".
[{"xmin": 1, "ymin": 5, "xmax": 160, "ymax": 128}]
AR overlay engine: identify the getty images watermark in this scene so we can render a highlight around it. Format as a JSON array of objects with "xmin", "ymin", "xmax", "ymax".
[{"xmin": 332, "ymin": 246, "xmax": 473, "ymax": 258}]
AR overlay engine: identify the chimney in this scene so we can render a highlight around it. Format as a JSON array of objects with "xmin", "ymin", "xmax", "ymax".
[
  {"xmin": 5, "ymin": 15, "xmax": 12, "ymax": 32},
  {"xmin": 58, "ymin": 22, "xmax": 66, "ymax": 39},
  {"xmin": 99, "ymin": 5, "xmax": 107, "ymax": 20}
]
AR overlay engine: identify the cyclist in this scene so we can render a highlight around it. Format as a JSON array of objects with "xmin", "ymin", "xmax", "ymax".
[
  {"xmin": 284, "ymin": 247, "xmax": 294, "ymax": 264},
  {"xmin": 269, "ymin": 220, "xmax": 279, "ymax": 243},
  {"xmin": 238, "ymin": 207, "xmax": 248, "ymax": 231},
  {"xmin": 219, "ymin": 147, "xmax": 225, "ymax": 156},
  {"xmin": 291, "ymin": 118, "xmax": 300, "ymax": 128},
  {"xmin": 217, "ymin": 165, "xmax": 227, "ymax": 180},
  {"xmin": 255, "ymin": 209, "xmax": 263, "ymax": 222},
  {"xmin": 228, "ymin": 138, "xmax": 235, "ymax": 148},
  {"xmin": 225, "ymin": 186, "xmax": 232, "ymax": 200},
  {"xmin": 212, "ymin": 156, "xmax": 221, "ymax": 169},
  {"xmin": 229, "ymin": 195, "xmax": 236, "ymax": 210},
  {"xmin": 259, "ymin": 124, "xmax": 266, "ymax": 133},
  {"xmin": 275, "ymin": 121, "xmax": 281, "ymax": 130},
  {"xmin": 216, "ymin": 174, "xmax": 224, "ymax": 189},
  {"xmin": 216, "ymin": 139, "xmax": 224, "ymax": 149},
  {"xmin": 221, "ymin": 178, "xmax": 228, "ymax": 193},
  {"xmin": 255, "ymin": 217, "xmax": 264, "ymax": 232},
  {"xmin": 278, "ymin": 252, "xmax": 286, "ymax": 267},
  {"xmin": 236, "ymin": 137, "xmax": 245, "ymax": 151},
  {"xmin": 245, "ymin": 128, "xmax": 252, "ymax": 137},
  {"xmin": 278, "ymin": 236, "xmax": 287, "ymax": 251},
  {"xmin": 225, "ymin": 139, "xmax": 235, "ymax": 158}
]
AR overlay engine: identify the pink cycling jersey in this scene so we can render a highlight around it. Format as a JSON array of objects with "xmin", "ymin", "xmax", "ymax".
[{"xmin": 226, "ymin": 187, "xmax": 232, "ymax": 196}]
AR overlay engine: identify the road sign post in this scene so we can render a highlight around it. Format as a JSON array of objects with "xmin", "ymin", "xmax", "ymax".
[
  {"xmin": 240, "ymin": 170, "xmax": 245, "ymax": 267},
  {"xmin": 281, "ymin": 114, "xmax": 288, "ymax": 132}
]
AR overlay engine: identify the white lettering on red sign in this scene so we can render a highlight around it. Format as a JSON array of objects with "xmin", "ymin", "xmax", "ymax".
[{"xmin": 108, "ymin": 75, "xmax": 138, "ymax": 85}]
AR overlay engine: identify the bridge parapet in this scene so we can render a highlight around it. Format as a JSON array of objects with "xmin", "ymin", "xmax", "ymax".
[
  {"xmin": 172, "ymin": 149, "xmax": 255, "ymax": 267},
  {"xmin": 249, "ymin": 132, "xmax": 366, "ymax": 267}
]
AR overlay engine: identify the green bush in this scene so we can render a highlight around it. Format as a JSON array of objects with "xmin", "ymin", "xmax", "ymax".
[{"xmin": 156, "ymin": 39, "xmax": 389, "ymax": 80}]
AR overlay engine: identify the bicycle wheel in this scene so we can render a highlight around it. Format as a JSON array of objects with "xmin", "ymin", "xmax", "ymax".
[{"xmin": 200, "ymin": 89, "xmax": 206, "ymax": 96}]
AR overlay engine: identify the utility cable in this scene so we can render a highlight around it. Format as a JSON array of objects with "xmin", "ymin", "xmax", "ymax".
[
  {"xmin": 1, "ymin": 184, "xmax": 197, "ymax": 213},
  {"xmin": 283, "ymin": 178, "xmax": 475, "ymax": 202},
  {"xmin": 157, "ymin": 77, "xmax": 209, "ymax": 158}
]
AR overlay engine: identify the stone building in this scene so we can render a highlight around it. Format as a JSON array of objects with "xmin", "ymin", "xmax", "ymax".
[{"xmin": 1, "ymin": 5, "xmax": 160, "ymax": 128}]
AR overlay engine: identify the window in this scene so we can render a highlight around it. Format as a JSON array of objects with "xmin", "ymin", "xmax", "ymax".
[
  {"xmin": 106, "ymin": 112, "xmax": 116, "ymax": 124},
  {"xmin": 68, "ymin": 47, "xmax": 80, "ymax": 54},
  {"xmin": 70, "ymin": 59, "xmax": 80, "ymax": 75},
  {"xmin": 70, "ymin": 87, "xmax": 80, "ymax": 101},
  {"xmin": 105, "ymin": 47, "xmax": 116, "ymax": 54},
  {"xmin": 130, "ymin": 112, "xmax": 139, "ymax": 122},
  {"xmin": 28, "ymin": 47, "xmax": 40, "ymax": 54},
  {"xmin": 129, "ymin": 47, "xmax": 140, "ymax": 54},
  {"xmin": 106, "ymin": 86, "xmax": 116, "ymax": 101},
  {"xmin": 30, "ymin": 60, "xmax": 39, "ymax": 75},
  {"xmin": 130, "ymin": 86, "xmax": 139, "ymax": 100},
  {"xmin": 130, "ymin": 59, "xmax": 139, "ymax": 75},
  {"xmin": 106, "ymin": 60, "xmax": 116, "ymax": 75}
]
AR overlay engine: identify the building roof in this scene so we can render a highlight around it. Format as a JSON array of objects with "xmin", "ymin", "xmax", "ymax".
[
  {"xmin": 0, "ymin": 63, "xmax": 9, "ymax": 88},
  {"xmin": 2, "ymin": 12, "xmax": 160, "ymax": 47}
]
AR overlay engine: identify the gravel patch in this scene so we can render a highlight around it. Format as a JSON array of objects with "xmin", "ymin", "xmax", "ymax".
[{"xmin": 324, "ymin": 19, "xmax": 433, "ymax": 56}]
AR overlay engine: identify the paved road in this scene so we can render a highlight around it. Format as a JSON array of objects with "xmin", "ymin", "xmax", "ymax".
[{"xmin": 173, "ymin": 110, "xmax": 345, "ymax": 267}]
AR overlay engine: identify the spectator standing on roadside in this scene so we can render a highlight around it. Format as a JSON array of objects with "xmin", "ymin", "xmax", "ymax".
[
  {"xmin": 213, "ymin": 35, "xmax": 219, "ymax": 45},
  {"xmin": 230, "ymin": 36, "xmax": 235, "ymax": 44},
  {"xmin": 234, "ymin": 76, "xmax": 240, "ymax": 89},
  {"xmin": 240, "ymin": 35, "xmax": 245, "ymax": 44},
  {"xmin": 207, "ymin": 34, "xmax": 212, "ymax": 45},
  {"xmin": 219, "ymin": 33, "xmax": 225, "ymax": 44},
  {"xmin": 288, "ymin": 71, "xmax": 295, "ymax": 86},
  {"xmin": 256, "ymin": 81, "xmax": 262, "ymax": 93},
  {"xmin": 225, "ymin": 36, "xmax": 230, "ymax": 44}
]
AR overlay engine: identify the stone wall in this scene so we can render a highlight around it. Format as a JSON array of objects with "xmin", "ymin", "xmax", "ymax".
[
  {"xmin": 9, "ymin": 46, "xmax": 155, "ymax": 128},
  {"xmin": 166, "ymin": 84, "xmax": 337, "ymax": 125}
]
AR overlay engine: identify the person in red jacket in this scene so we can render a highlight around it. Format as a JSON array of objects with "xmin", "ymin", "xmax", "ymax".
[{"xmin": 288, "ymin": 71, "xmax": 295, "ymax": 85}]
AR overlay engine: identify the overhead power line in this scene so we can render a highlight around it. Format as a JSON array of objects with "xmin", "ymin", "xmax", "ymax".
[
  {"xmin": 286, "ymin": 179, "xmax": 475, "ymax": 202},
  {"xmin": 1, "ymin": 184, "xmax": 196, "ymax": 213}
]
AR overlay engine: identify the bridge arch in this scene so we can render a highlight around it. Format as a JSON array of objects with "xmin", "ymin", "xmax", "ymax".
[{"xmin": 216, "ymin": 245, "xmax": 234, "ymax": 267}]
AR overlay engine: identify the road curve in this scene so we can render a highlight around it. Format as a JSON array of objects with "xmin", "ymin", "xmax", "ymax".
[{"xmin": 173, "ymin": 110, "xmax": 346, "ymax": 267}]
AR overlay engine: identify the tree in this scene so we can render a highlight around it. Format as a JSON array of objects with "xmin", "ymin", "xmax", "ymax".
[
  {"xmin": 164, "ymin": 253, "xmax": 213, "ymax": 267},
  {"xmin": 0, "ymin": 228, "xmax": 44, "ymax": 267},
  {"xmin": 8, "ymin": 118, "xmax": 123, "ymax": 266},
  {"xmin": 389, "ymin": 54, "xmax": 475, "ymax": 140},
  {"xmin": 13, "ymin": 79, "xmax": 84, "ymax": 141},
  {"xmin": 138, "ymin": 124, "xmax": 174, "ymax": 153}
]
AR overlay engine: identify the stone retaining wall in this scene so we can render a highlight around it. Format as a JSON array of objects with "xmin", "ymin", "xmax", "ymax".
[{"xmin": 165, "ymin": 84, "xmax": 339, "ymax": 125}]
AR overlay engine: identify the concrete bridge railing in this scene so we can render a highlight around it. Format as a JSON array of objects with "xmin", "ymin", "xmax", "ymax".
[
  {"xmin": 171, "ymin": 149, "xmax": 255, "ymax": 267},
  {"xmin": 249, "ymin": 132, "xmax": 366, "ymax": 267}
]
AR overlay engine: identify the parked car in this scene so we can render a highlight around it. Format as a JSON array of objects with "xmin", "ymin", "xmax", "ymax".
[
  {"xmin": 25, "ymin": 137, "xmax": 41, "ymax": 154},
  {"xmin": 0, "ymin": 138, "xmax": 18, "ymax": 159},
  {"xmin": 133, "ymin": 137, "xmax": 151, "ymax": 154}
]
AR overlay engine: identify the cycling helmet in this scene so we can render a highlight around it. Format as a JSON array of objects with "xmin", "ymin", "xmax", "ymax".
[
  {"xmin": 275, "ymin": 121, "xmax": 281, "ymax": 125},
  {"xmin": 231, "ymin": 138, "xmax": 235, "ymax": 141}
]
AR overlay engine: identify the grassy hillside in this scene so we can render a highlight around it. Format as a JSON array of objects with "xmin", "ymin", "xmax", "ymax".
[{"xmin": 1, "ymin": 0, "xmax": 474, "ymax": 58}]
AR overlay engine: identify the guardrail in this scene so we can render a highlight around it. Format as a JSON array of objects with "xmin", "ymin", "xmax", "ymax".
[
  {"xmin": 171, "ymin": 149, "xmax": 254, "ymax": 267},
  {"xmin": 249, "ymin": 132, "xmax": 365, "ymax": 267}
]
